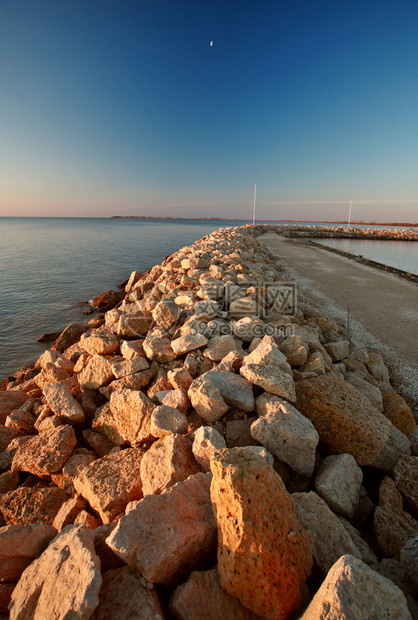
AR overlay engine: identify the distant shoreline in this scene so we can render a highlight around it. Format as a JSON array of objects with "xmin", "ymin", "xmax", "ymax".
[{"xmin": 111, "ymin": 216, "xmax": 418, "ymax": 227}]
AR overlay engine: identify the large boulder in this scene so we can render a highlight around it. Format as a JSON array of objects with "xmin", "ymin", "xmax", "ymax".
[
  {"xmin": 315, "ymin": 453, "xmax": 363, "ymax": 518},
  {"xmin": 240, "ymin": 336, "xmax": 296, "ymax": 402},
  {"xmin": 108, "ymin": 388, "xmax": 155, "ymax": 445},
  {"xmin": 11, "ymin": 425, "xmax": 77, "ymax": 477},
  {"xmin": 295, "ymin": 376, "xmax": 392, "ymax": 465},
  {"xmin": 0, "ymin": 487, "xmax": 69, "ymax": 525},
  {"xmin": 252, "ymin": 393, "xmax": 319, "ymax": 476},
  {"xmin": 292, "ymin": 491, "xmax": 361, "ymax": 574},
  {"xmin": 300, "ymin": 554, "xmax": 411, "ymax": 620},
  {"xmin": 74, "ymin": 448, "xmax": 146, "ymax": 523},
  {"xmin": 210, "ymin": 448, "xmax": 312, "ymax": 620},
  {"xmin": 42, "ymin": 382, "xmax": 85, "ymax": 424},
  {"xmin": 106, "ymin": 473, "xmax": 217, "ymax": 585},
  {"xmin": 9, "ymin": 524, "xmax": 102, "ymax": 619},
  {"xmin": 140, "ymin": 434, "xmax": 201, "ymax": 496}
]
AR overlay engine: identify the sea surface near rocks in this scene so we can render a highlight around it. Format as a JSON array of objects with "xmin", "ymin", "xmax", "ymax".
[
  {"xmin": 0, "ymin": 217, "xmax": 255, "ymax": 378},
  {"xmin": 316, "ymin": 238, "xmax": 418, "ymax": 275}
]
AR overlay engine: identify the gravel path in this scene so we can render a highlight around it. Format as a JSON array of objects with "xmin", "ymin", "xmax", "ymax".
[{"xmin": 260, "ymin": 232, "xmax": 418, "ymax": 410}]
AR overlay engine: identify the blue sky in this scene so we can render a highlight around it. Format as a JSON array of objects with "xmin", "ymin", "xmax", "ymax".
[{"xmin": 1, "ymin": 0, "xmax": 417, "ymax": 222}]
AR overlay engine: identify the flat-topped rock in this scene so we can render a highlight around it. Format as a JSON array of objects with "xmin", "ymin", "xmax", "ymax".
[
  {"xmin": 295, "ymin": 376, "xmax": 392, "ymax": 465},
  {"xmin": 11, "ymin": 425, "xmax": 77, "ymax": 476},
  {"xmin": 80, "ymin": 329, "xmax": 119, "ymax": 356},
  {"xmin": 171, "ymin": 332, "xmax": 209, "ymax": 355},
  {"xmin": 0, "ymin": 487, "xmax": 69, "ymax": 525}
]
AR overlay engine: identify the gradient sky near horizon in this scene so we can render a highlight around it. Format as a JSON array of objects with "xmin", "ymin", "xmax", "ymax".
[{"xmin": 1, "ymin": 0, "xmax": 418, "ymax": 222}]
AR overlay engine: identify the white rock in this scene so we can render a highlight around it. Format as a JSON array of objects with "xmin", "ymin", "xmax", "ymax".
[
  {"xmin": 315, "ymin": 453, "xmax": 363, "ymax": 518},
  {"xmin": 192, "ymin": 426, "xmax": 226, "ymax": 471}
]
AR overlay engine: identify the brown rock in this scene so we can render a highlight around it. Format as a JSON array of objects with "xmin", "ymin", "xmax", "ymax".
[
  {"xmin": 169, "ymin": 568, "xmax": 259, "ymax": 620},
  {"xmin": 225, "ymin": 418, "xmax": 258, "ymax": 448},
  {"xmin": 11, "ymin": 425, "xmax": 77, "ymax": 477},
  {"xmin": 0, "ymin": 524, "xmax": 56, "ymax": 582},
  {"xmin": 171, "ymin": 333, "xmax": 209, "ymax": 356},
  {"xmin": 116, "ymin": 311, "xmax": 153, "ymax": 338},
  {"xmin": 295, "ymin": 376, "xmax": 392, "ymax": 466},
  {"xmin": 210, "ymin": 448, "xmax": 312, "ymax": 620},
  {"xmin": 0, "ymin": 471, "xmax": 20, "ymax": 494},
  {"xmin": 91, "ymin": 566, "xmax": 164, "ymax": 620},
  {"xmin": 82, "ymin": 429, "xmax": 116, "ymax": 457},
  {"xmin": 51, "ymin": 322, "xmax": 88, "ymax": 352},
  {"xmin": 43, "ymin": 381, "xmax": 85, "ymax": 424},
  {"xmin": 140, "ymin": 433, "xmax": 201, "ymax": 496},
  {"xmin": 108, "ymin": 388, "xmax": 155, "ymax": 445},
  {"xmin": 0, "ymin": 392, "xmax": 30, "ymax": 425},
  {"xmin": 92, "ymin": 289, "xmax": 125, "ymax": 309},
  {"xmin": 74, "ymin": 448, "xmax": 145, "ymax": 523},
  {"xmin": 0, "ymin": 426, "xmax": 20, "ymax": 453},
  {"xmin": 80, "ymin": 329, "xmax": 120, "ymax": 356},
  {"xmin": 0, "ymin": 487, "xmax": 69, "ymax": 525},
  {"xmin": 92, "ymin": 402, "xmax": 126, "ymax": 446},
  {"xmin": 152, "ymin": 299, "xmax": 181, "ymax": 330},
  {"xmin": 143, "ymin": 336, "xmax": 177, "ymax": 362},
  {"xmin": 150, "ymin": 405, "xmax": 188, "ymax": 437},
  {"xmin": 188, "ymin": 376, "xmax": 228, "ymax": 423},
  {"xmin": 159, "ymin": 388, "xmax": 191, "ymax": 414},
  {"xmin": 74, "ymin": 511, "xmax": 101, "ymax": 530},
  {"xmin": 383, "ymin": 392, "xmax": 416, "ymax": 438},
  {"xmin": 167, "ymin": 367, "xmax": 194, "ymax": 391},
  {"xmin": 5, "ymin": 409, "xmax": 36, "ymax": 434},
  {"xmin": 0, "ymin": 583, "xmax": 15, "ymax": 616},
  {"xmin": 78, "ymin": 354, "xmax": 115, "ymax": 390},
  {"xmin": 51, "ymin": 451, "xmax": 96, "ymax": 492},
  {"xmin": 9, "ymin": 524, "xmax": 102, "ymax": 619},
  {"xmin": 106, "ymin": 473, "xmax": 217, "ymax": 585}
]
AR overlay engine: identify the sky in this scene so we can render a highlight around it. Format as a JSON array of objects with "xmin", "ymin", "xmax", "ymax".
[{"xmin": 0, "ymin": 0, "xmax": 417, "ymax": 222}]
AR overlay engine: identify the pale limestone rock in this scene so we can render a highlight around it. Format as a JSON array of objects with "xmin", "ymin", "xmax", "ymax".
[
  {"xmin": 74, "ymin": 448, "xmax": 145, "ymax": 523},
  {"xmin": 116, "ymin": 311, "xmax": 153, "ymax": 338},
  {"xmin": 9, "ymin": 524, "xmax": 102, "ymax": 620},
  {"xmin": 192, "ymin": 426, "xmax": 226, "ymax": 471},
  {"xmin": 0, "ymin": 524, "xmax": 56, "ymax": 582},
  {"xmin": 203, "ymin": 335, "xmax": 241, "ymax": 362},
  {"xmin": 120, "ymin": 339, "xmax": 145, "ymax": 360},
  {"xmin": 315, "ymin": 453, "xmax": 363, "ymax": 518},
  {"xmin": 295, "ymin": 376, "xmax": 392, "ymax": 466},
  {"xmin": 159, "ymin": 388, "xmax": 190, "ymax": 415},
  {"xmin": 345, "ymin": 373, "xmax": 384, "ymax": 411},
  {"xmin": 107, "ymin": 473, "xmax": 217, "ymax": 584},
  {"xmin": 80, "ymin": 329, "xmax": 119, "ymax": 356},
  {"xmin": 292, "ymin": 491, "xmax": 361, "ymax": 574},
  {"xmin": 211, "ymin": 448, "xmax": 312, "ymax": 620},
  {"xmin": 74, "ymin": 511, "xmax": 101, "ymax": 530},
  {"xmin": 278, "ymin": 335, "xmax": 309, "ymax": 366},
  {"xmin": 400, "ymin": 537, "xmax": 418, "ymax": 585},
  {"xmin": 0, "ymin": 487, "xmax": 69, "ymax": 525},
  {"xmin": 52, "ymin": 496, "xmax": 87, "ymax": 531},
  {"xmin": 324, "ymin": 340, "xmax": 350, "ymax": 362},
  {"xmin": 392, "ymin": 456, "xmax": 418, "ymax": 518},
  {"xmin": 240, "ymin": 335, "xmax": 296, "ymax": 402},
  {"xmin": 34, "ymin": 364, "xmax": 71, "ymax": 389},
  {"xmin": 92, "ymin": 402, "xmax": 127, "ymax": 446},
  {"xmin": 140, "ymin": 434, "xmax": 200, "ymax": 496},
  {"xmin": 152, "ymin": 299, "xmax": 181, "ymax": 330},
  {"xmin": 374, "ymin": 477, "xmax": 418, "ymax": 558},
  {"xmin": 109, "ymin": 388, "xmax": 155, "ymax": 444},
  {"xmin": 78, "ymin": 354, "xmax": 115, "ymax": 390},
  {"xmin": 366, "ymin": 351, "xmax": 390, "ymax": 382},
  {"xmin": 105, "ymin": 369, "xmax": 153, "ymax": 395},
  {"xmin": 171, "ymin": 333, "xmax": 209, "ymax": 356},
  {"xmin": 383, "ymin": 392, "xmax": 416, "ymax": 438},
  {"xmin": 91, "ymin": 566, "xmax": 164, "ymax": 620},
  {"xmin": 143, "ymin": 336, "xmax": 177, "ymax": 362},
  {"xmin": 169, "ymin": 568, "xmax": 258, "ymax": 620},
  {"xmin": 232, "ymin": 317, "xmax": 267, "ymax": 342},
  {"xmin": 253, "ymin": 393, "xmax": 319, "ymax": 476},
  {"xmin": 300, "ymin": 554, "xmax": 411, "ymax": 620},
  {"xmin": 4, "ymin": 409, "xmax": 36, "ymax": 434},
  {"xmin": 111, "ymin": 356, "xmax": 149, "ymax": 379},
  {"xmin": 167, "ymin": 367, "xmax": 193, "ymax": 391},
  {"xmin": 188, "ymin": 376, "xmax": 228, "ymax": 423},
  {"xmin": 43, "ymin": 381, "xmax": 85, "ymax": 424},
  {"xmin": 150, "ymin": 405, "xmax": 188, "ymax": 438},
  {"xmin": 11, "ymin": 425, "xmax": 77, "ymax": 476}
]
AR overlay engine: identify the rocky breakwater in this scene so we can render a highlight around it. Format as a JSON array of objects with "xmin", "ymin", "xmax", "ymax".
[
  {"xmin": 254, "ymin": 223, "xmax": 418, "ymax": 241},
  {"xmin": 0, "ymin": 226, "xmax": 417, "ymax": 619}
]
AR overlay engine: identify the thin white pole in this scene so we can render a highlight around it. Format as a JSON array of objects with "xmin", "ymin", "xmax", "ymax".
[
  {"xmin": 348, "ymin": 199, "xmax": 352, "ymax": 227},
  {"xmin": 252, "ymin": 184, "xmax": 257, "ymax": 225}
]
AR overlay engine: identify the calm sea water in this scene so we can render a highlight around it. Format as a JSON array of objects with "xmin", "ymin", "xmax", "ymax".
[
  {"xmin": 316, "ymin": 238, "xmax": 418, "ymax": 276},
  {"xmin": 0, "ymin": 217, "xmax": 416, "ymax": 378}
]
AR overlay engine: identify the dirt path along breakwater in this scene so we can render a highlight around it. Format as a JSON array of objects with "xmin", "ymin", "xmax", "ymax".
[{"xmin": 0, "ymin": 225, "xmax": 417, "ymax": 619}]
